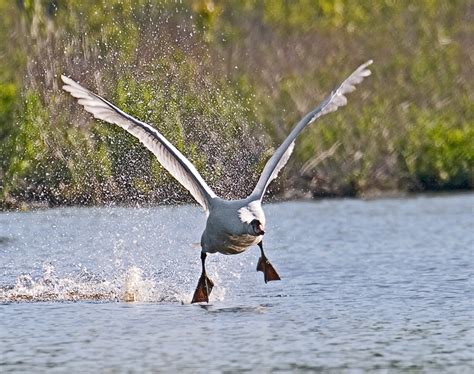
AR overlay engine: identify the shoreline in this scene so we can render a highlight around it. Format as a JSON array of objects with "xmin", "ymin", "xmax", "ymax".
[{"xmin": 1, "ymin": 189, "xmax": 472, "ymax": 213}]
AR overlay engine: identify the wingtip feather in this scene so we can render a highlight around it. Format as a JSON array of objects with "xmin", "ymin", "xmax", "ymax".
[
  {"xmin": 359, "ymin": 60, "xmax": 373, "ymax": 76},
  {"xmin": 61, "ymin": 74, "xmax": 76, "ymax": 86}
]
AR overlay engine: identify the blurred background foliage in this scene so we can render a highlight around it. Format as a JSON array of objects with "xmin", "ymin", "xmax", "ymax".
[{"xmin": 0, "ymin": 0, "xmax": 472, "ymax": 209}]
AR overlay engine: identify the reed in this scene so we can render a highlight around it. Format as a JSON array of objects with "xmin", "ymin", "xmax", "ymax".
[{"xmin": 0, "ymin": 0, "xmax": 471, "ymax": 209}]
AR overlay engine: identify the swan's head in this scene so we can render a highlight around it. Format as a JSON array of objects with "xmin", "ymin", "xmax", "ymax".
[
  {"xmin": 249, "ymin": 219, "xmax": 265, "ymax": 236},
  {"xmin": 239, "ymin": 201, "xmax": 266, "ymax": 236}
]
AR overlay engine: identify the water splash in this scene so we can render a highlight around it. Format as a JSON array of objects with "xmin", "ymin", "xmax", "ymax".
[
  {"xmin": 1, "ymin": 263, "xmax": 117, "ymax": 302},
  {"xmin": 0, "ymin": 262, "xmax": 224, "ymax": 304}
]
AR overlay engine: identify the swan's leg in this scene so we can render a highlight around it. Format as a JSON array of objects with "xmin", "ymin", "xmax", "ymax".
[
  {"xmin": 256, "ymin": 241, "xmax": 281, "ymax": 283},
  {"xmin": 191, "ymin": 252, "xmax": 214, "ymax": 303}
]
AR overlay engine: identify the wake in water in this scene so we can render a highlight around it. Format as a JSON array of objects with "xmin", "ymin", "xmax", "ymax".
[{"xmin": 0, "ymin": 263, "xmax": 226, "ymax": 303}]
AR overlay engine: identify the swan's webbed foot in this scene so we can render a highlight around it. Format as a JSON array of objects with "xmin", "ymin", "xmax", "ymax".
[
  {"xmin": 256, "ymin": 242, "xmax": 281, "ymax": 284},
  {"xmin": 191, "ymin": 252, "xmax": 214, "ymax": 303},
  {"xmin": 191, "ymin": 272, "xmax": 214, "ymax": 303}
]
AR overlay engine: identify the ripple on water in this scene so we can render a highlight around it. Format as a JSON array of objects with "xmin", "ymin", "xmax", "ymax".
[{"xmin": 0, "ymin": 195, "xmax": 473, "ymax": 372}]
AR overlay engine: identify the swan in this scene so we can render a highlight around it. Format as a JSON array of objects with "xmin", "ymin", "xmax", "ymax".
[{"xmin": 61, "ymin": 60, "xmax": 372, "ymax": 303}]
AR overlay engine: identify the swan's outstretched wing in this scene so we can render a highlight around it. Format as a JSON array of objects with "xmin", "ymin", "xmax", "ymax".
[
  {"xmin": 250, "ymin": 60, "xmax": 373, "ymax": 201},
  {"xmin": 61, "ymin": 75, "xmax": 217, "ymax": 211}
]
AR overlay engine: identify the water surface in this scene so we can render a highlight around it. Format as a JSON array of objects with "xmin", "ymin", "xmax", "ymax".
[{"xmin": 1, "ymin": 194, "xmax": 473, "ymax": 372}]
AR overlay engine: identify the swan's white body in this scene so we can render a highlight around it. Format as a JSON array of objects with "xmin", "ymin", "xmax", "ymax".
[
  {"xmin": 202, "ymin": 198, "xmax": 265, "ymax": 255},
  {"xmin": 62, "ymin": 60, "xmax": 372, "ymax": 298}
]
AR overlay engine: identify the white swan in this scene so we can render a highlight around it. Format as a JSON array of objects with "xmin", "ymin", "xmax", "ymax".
[{"xmin": 62, "ymin": 60, "xmax": 372, "ymax": 303}]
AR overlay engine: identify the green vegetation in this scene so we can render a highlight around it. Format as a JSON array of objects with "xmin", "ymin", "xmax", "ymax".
[{"xmin": 0, "ymin": 0, "xmax": 472, "ymax": 209}]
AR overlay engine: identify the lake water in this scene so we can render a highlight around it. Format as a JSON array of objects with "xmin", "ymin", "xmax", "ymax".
[{"xmin": 1, "ymin": 194, "xmax": 473, "ymax": 372}]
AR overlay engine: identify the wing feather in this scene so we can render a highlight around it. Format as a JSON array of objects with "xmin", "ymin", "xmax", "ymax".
[
  {"xmin": 61, "ymin": 75, "xmax": 217, "ymax": 211},
  {"xmin": 250, "ymin": 60, "xmax": 373, "ymax": 201}
]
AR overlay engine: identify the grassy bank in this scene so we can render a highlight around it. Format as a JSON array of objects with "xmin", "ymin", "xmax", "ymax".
[{"xmin": 0, "ymin": 0, "xmax": 472, "ymax": 210}]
